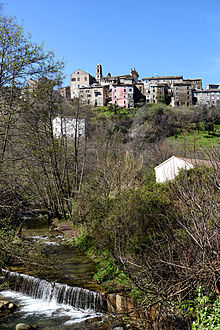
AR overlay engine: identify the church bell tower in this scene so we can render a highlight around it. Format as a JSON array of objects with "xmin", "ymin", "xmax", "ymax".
[{"xmin": 96, "ymin": 64, "xmax": 102, "ymax": 82}]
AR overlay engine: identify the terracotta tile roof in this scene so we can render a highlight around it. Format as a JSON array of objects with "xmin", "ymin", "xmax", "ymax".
[
  {"xmin": 183, "ymin": 78, "xmax": 202, "ymax": 81},
  {"xmin": 173, "ymin": 82, "xmax": 191, "ymax": 86},
  {"xmin": 142, "ymin": 76, "xmax": 183, "ymax": 80},
  {"xmin": 112, "ymin": 83, "xmax": 134, "ymax": 86},
  {"xmin": 103, "ymin": 74, "xmax": 133, "ymax": 79},
  {"xmin": 178, "ymin": 156, "xmax": 220, "ymax": 168},
  {"xmin": 194, "ymin": 89, "xmax": 220, "ymax": 93}
]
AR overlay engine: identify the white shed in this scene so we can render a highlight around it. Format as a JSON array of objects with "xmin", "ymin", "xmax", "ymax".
[
  {"xmin": 52, "ymin": 117, "xmax": 86, "ymax": 138},
  {"xmin": 154, "ymin": 156, "xmax": 194, "ymax": 183}
]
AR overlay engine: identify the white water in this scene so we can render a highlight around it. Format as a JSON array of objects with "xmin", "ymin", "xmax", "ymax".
[
  {"xmin": 0, "ymin": 232, "xmax": 105, "ymax": 329},
  {"xmin": 30, "ymin": 235, "xmax": 62, "ymax": 245},
  {"xmin": 0, "ymin": 289, "xmax": 102, "ymax": 326}
]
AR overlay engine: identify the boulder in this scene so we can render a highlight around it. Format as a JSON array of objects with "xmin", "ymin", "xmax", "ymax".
[
  {"xmin": 0, "ymin": 299, "xmax": 17, "ymax": 313},
  {"xmin": 15, "ymin": 324, "xmax": 36, "ymax": 330}
]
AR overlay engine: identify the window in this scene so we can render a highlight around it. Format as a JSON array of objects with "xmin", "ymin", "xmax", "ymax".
[
  {"xmin": 77, "ymin": 72, "xmax": 80, "ymax": 75},
  {"xmin": 115, "ymin": 96, "xmax": 117, "ymax": 99},
  {"xmin": 77, "ymin": 78, "xmax": 80, "ymax": 81},
  {"xmin": 84, "ymin": 77, "xmax": 87, "ymax": 81},
  {"xmin": 124, "ymin": 95, "xmax": 126, "ymax": 98},
  {"xmin": 71, "ymin": 78, "xmax": 76, "ymax": 82},
  {"xmin": 124, "ymin": 88, "xmax": 126, "ymax": 92},
  {"xmin": 129, "ymin": 88, "xmax": 133, "ymax": 92}
]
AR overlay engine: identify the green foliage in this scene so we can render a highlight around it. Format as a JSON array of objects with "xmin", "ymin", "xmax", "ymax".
[
  {"xmin": 93, "ymin": 255, "xmax": 120, "ymax": 284},
  {"xmin": 94, "ymin": 105, "xmax": 137, "ymax": 118},
  {"xmin": 176, "ymin": 287, "xmax": 220, "ymax": 329},
  {"xmin": 73, "ymin": 229, "xmax": 94, "ymax": 252},
  {"xmin": 156, "ymin": 93, "xmax": 166, "ymax": 104},
  {"xmin": 0, "ymin": 226, "xmax": 15, "ymax": 267},
  {"xmin": 168, "ymin": 123, "xmax": 220, "ymax": 149}
]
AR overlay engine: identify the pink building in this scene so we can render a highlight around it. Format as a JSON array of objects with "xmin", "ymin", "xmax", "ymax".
[{"xmin": 112, "ymin": 84, "xmax": 134, "ymax": 108}]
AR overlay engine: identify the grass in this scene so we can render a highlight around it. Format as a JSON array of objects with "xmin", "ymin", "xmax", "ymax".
[
  {"xmin": 94, "ymin": 106, "xmax": 138, "ymax": 118},
  {"xmin": 168, "ymin": 124, "xmax": 220, "ymax": 149}
]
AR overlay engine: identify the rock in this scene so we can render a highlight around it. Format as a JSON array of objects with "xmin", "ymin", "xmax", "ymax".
[
  {"xmin": 0, "ymin": 302, "xmax": 4, "ymax": 309},
  {"xmin": 0, "ymin": 299, "xmax": 17, "ymax": 313},
  {"xmin": 85, "ymin": 316, "xmax": 102, "ymax": 324},
  {"xmin": 15, "ymin": 324, "xmax": 35, "ymax": 330},
  {"xmin": 8, "ymin": 302, "xmax": 17, "ymax": 310},
  {"xmin": 0, "ymin": 299, "xmax": 9, "ymax": 305}
]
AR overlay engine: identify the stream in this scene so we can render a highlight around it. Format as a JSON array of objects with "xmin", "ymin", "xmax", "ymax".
[{"xmin": 0, "ymin": 222, "xmax": 108, "ymax": 329}]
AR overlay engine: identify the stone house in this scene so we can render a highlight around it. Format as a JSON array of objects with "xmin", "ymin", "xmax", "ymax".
[
  {"xmin": 142, "ymin": 75, "xmax": 183, "ymax": 87},
  {"xmin": 70, "ymin": 69, "xmax": 96, "ymax": 98},
  {"xmin": 79, "ymin": 84, "xmax": 108, "ymax": 106},
  {"xmin": 193, "ymin": 89, "xmax": 220, "ymax": 106},
  {"xmin": 142, "ymin": 76, "xmax": 201, "ymax": 106},
  {"xmin": 183, "ymin": 78, "xmax": 202, "ymax": 90},
  {"xmin": 171, "ymin": 82, "xmax": 193, "ymax": 106},
  {"xmin": 99, "ymin": 66, "xmax": 139, "ymax": 86},
  {"xmin": 59, "ymin": 86, "xmax": 71, "ymax": 99},
  {"xmin": 206, "ymin": 84, "xmax": 220, "ymax": 90},
  {"xmin": 142, "ymin": 76, "xmax": 182, "ymax": 105},
  {"xmin": 145, "ymin": 83, "xmax": 169, "ymax": 104}
]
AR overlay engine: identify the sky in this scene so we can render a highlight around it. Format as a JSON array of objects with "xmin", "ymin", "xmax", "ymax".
[{"xmin": 3, "ymin": 0, "xmax": 220, "ymax": 88}]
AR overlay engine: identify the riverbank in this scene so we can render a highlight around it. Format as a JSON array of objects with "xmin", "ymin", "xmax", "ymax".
[
  {"xmin": 49, "ymin": 220, "xmax": 190, "ymax": 329},
  {"xmin": 0, "ymin": 228, "xmax": 116, "ymax": 329}
]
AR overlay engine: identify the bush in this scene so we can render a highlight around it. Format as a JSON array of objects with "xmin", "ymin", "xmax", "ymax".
[{"xmin": 176, "ymin": 287, "xmax": 220, "ymax": 329}]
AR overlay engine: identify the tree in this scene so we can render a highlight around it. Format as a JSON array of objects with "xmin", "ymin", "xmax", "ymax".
[
  {"xmin": 0, "ymin": 13, "xmax": 63, "ymax": 166},
  {"xmin": 0, "ymin": 14, "xmax": 63, "ymax": 88},
  {"xmin": 0, "ymin": 12, "xmax": 64, "ymax": 222}
]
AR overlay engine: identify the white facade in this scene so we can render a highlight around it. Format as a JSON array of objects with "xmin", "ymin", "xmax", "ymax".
[
  {"xmin": 193, "ymin": 89, "xmax": 220, "ymax": 106},
  {"xmin": 52, "ymin": 117, "xmax": 86, "ymax": 138},
  {"xmin": 154, "ymin": 156, "xmax": 194, "ymax": 183}
]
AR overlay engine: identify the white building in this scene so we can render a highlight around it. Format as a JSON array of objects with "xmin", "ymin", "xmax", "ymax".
[
  {"xmin": 154, "ymin": 156, "xmax": 193, "ymax": 183},
  {"xmin": 154, "ymin": 156, "xmax": 215, "ymax": 183},
  {"xmin": 52, "ymin": 117, "xmax": 86, "ymax": 138},
  {"xmin": 193, "ymin": 89, "xmax": 220, "ymax": 106}
]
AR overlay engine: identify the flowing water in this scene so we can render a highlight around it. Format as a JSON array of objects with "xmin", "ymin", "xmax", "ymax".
[{"xmin": 0, "ymin": 224, "xmax": 107, "ymax": 329}]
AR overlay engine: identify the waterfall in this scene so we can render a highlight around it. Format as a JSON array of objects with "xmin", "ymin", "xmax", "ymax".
[{"xmin": 2, "ymin": 270, "xmax": 104, "ymax": 312}]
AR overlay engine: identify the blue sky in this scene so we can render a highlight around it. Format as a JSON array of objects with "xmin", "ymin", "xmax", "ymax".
[{"xmin": 3, "ymin": 0, "xmax": 220, "ymax": 88}]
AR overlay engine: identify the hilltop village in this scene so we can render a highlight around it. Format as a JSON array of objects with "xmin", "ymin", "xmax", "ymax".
[{"xmin": 59, "ymin": 64, "xmax": 220, "ymax": 108}]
